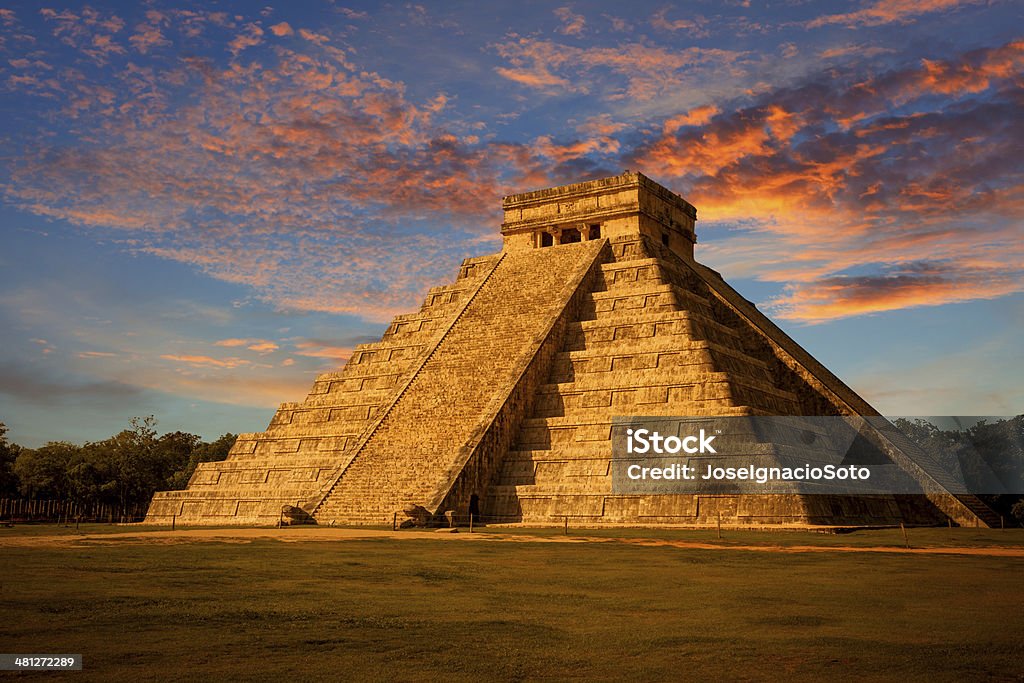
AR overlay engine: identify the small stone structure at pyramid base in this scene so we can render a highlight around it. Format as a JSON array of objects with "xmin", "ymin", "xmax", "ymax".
[{"xmin": 145, "ymin": 172, "xmax": 997, "ymax": 529}]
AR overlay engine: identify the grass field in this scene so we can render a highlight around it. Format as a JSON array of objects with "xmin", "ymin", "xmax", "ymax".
[{"xmin": 1, "ymin": 525, "xmax": 1022, "ymax": 681}]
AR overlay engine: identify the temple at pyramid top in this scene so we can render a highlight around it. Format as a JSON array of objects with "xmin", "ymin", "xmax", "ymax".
[{"xmin": 501, "ymin": 171, "xmax": 698, "ymax": 260}]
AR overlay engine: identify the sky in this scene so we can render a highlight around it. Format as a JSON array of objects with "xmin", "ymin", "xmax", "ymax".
[{"xmin": 0, "ymin": 0, "xmax": 1021, "ymax": 447}]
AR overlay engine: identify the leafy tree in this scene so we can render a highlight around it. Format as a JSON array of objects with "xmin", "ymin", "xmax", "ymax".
[
  {"xmin": 155, "ymin": 430, "xmax": 202, "ymax": 485},
  {"xmin": 3, "ymin": 418, "xmax": 237, "ymax": 517},
  {"xmin": 14, "ymin": 441, "xmax": 79, "ymax": 499},
  {"xmin": 98, "ymin": 416, "xmax": 163, "ymax": 514},
  {"xmin": 0, "ymin": 422, "xmax": 22, "ymax": 497}
]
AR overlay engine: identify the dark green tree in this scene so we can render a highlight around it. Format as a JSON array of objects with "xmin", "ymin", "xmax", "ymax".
[
  {"xmin": 14, "ymin": 441, "xmax": 79, "ymax": 499},
  {"xmin": 90, "ymin": 416, "xmax": 163, "ymax": 514},
  {"xmin": 0, "ymin": 422, "xmax": 21, "ymax": 497}
]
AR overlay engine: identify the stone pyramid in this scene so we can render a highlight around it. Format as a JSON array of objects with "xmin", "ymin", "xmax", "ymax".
[{"xmin": 145, "ymin": 172, "xmax": 996, "ymax": 528}]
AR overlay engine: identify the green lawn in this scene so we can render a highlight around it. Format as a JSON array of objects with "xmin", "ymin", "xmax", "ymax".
[{"xmin": 0, "ymin": 528, "xmax": 1022, "ymax": 681}]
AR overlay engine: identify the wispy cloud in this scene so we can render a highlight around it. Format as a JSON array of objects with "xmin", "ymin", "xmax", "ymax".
[
  {"xmin": 554, "ymin": 7, "xmax": 586, "ymax": 36},
  {"xmin": 650, "ymin": 7, "xmax": 707, "ymax": 36},
  {"xmin": 492, "ymin": 35, "xmax": 747, "ymax": 100},
  {"xmin": 808, "ymin": 0, "xmax": 987, "ymax": 28},
  {"xmin": 160, "ymin": 354, "xmax": 251, "ymax": 369}
]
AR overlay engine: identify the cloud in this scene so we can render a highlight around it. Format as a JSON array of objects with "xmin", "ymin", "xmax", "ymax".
[
  {"xmin": 228, "ymin": 22, "xmax": 264, "ymax": 55},
  {"xmin": 247, "ymin": 341, "xmax": 279, "ymax": 353},
  {"xmin": 268, "ymin": 21, "xmax": 293, "ymax": 37},
  {"xmin": 337, "ymin": 8, "xmax": 369, "ymax": 21},
  {"xmin": 602, "ymin": 14, "xmax": 632, "ymax": 32},
  {"xmin": 661, "ymin": 104, "xmax": 720, "ymax": 135},
  {"xmin": 770, "ymin": 263, "xmax": 1024, "ymax": 323},
  {"xmin": 39, "ymin": 6, "xmax": 128, "ymax": 63},
  {"xmin": 3, "ymin": 30, "xmax": 556, "ymax": 322},
  {"xmin": 213, "ymin": 338, "xmax": 278, "ymax": 353},
  {"xmin": 650, "ymin": 7, "xmax": 706, "ymax": 36},
  {"xmin": 554, "ymin": 7, "xmax": 585, "ymax": 36},
  {"xmin": 160, "ymin": 354, "xmax": 251, "ymax": 369},
  {"xmin": 628, "ymin": 41, "xmax": 1024, "ymax": 322},
  {"xmin": 492, "ymin": 35, "xmax": 746, "ymax": 100},
  {"xmin": 807, "ymin": 0, "xmax": 987, "ymax": 28},
  {"xmin": 820, "ymin": 44, "xmax": 895, "ymax": 60},
  {"xmin": 576, "ymin": 114, "xmax": 626, "ymax": 137},
  {"xmin": 213, "ymin": 338, "xmax": 249, "ymax": 348},
  {"xmin": 0, "ymin": 361, "xmax": 144, "ymax": 406},
  {"xmin": 3, "ymin": 10, "xmax": 1021, "ymax": 330}
]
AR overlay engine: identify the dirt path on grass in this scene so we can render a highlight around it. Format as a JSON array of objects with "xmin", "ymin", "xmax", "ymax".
[{"xmin": 2, "ymin": 526, "xmax": 1023, "ymax": 557}]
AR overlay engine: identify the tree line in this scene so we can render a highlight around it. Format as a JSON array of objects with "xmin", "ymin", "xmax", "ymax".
[{"xmin": 0, "ymin": 417, "xmax": 234, "ymax": 518}]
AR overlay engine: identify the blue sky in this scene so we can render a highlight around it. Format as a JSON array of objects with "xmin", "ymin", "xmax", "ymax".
[{"xmin": 1, "ymin": 1, "xmax": 1021, "ymax": 446}]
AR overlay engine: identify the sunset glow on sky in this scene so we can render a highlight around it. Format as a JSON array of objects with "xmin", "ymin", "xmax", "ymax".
[{"xmin": 1, "ymin": 1, "xmax": 1021, "ymax": 446}]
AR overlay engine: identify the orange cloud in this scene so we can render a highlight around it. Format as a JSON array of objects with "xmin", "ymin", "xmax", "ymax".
[
  {"xmin": 662, "ymin": 104, "xmax": 719, "ymax": 135},
  {"xmin": 770, "ymin": 266, "xmax": 1024, "ymax": 324},
  {"xmin": 228, "ymin": 22, "xmax": 263, "ymax": 55},
  {"xmin": 160, "ymin": 354, "xmax": 251, "ymax": 369},
  {"xmin": 808, "ymin": 0, "xmax": 985, "ymax": 28},
  {"xmin": 269, "ymin": 21, "xmax": 293, "ymax": 37},
  {"xmin": 576, "ymin": 114, "xmax": 626, "ymax": 137},
  {"xmin": 213, "ymin": 338, "xmax": 249, "ymax": 348},
  {"xmin": 628, "ymin": 40, "xmax": 1024, "ymax": 322}
]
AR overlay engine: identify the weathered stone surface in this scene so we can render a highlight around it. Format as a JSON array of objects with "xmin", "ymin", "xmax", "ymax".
[
  {"xmin": 280, "ymin": 505, "xmax": 313, "ymax": 526},
  {"xmin": 402, "ymin": 505, "xmax": 432, "ymax": 527},
  {"xmin": 144, "ymin": 172, "xmax": 994, "ymax": 528}
]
